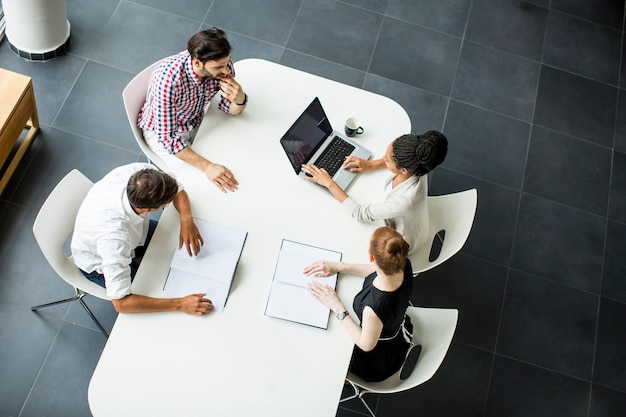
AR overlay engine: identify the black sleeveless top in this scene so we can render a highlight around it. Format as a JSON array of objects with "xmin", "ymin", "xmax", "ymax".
[{"xmin": 349, "ymin": 259, "xmax": 413, "ymax": 382}]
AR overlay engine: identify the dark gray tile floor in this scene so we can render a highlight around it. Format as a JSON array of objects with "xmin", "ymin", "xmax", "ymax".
[{"xmin": 0, "ymin": 0, "xmax": 624, "ymax": 416}]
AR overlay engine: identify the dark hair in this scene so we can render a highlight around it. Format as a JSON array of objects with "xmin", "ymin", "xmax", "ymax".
[
  {"xmin": 187, "ymin": 27, "xmax": 231, "ymax": 62},
  {"xmin": 127, "ymin": 169, "xmax": 178, "ymax": 209},
  {"xmin": 391, "ymin": 130, "xmax": 448, "ymax": 176},
  {"xmin": 369, "ymin": 227, "xmax": 409, "ymax": 275}
]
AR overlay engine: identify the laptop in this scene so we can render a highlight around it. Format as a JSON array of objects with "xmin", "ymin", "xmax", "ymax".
[{"xmin": 279, "ymin": 97, "xmax": 372, "ymax": 191}]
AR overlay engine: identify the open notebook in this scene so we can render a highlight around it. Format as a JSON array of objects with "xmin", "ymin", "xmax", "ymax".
[
  {"xmin": 265, "ymin": 239, "xmax": 342, "ymax": 329},
  {"xmin": 162, "ymin": 218, "xmax": 247, "ymax": 313}
]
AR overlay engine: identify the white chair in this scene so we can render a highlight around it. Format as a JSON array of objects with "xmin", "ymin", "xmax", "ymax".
[
  {"xmin": 122, "ymin": 60, "xmax": 171, "ymax": 173},
  {"xmin": 410, "ymin": 188, "xmax": 477, "ymax": 275},
  {"xmin": 341, "ymin": 307, "xmax": 458, "ymax": 417},
  {"xmin": 31, "ymin": 169, "xmax": 111, "ymax": 338}
]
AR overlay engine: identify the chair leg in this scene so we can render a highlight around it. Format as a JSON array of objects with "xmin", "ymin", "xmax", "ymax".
[
  {"xmin": 357, "ymin": 391, "xmax": 377, "ymax": 417},
  {"xmin": 340, "ymin": 380, "xmax": 377, "ymax": 417},
  {"xmin": 31, "ymin": 288, "xmax": 109, "ymax": 339},
  {"xmin": 78, "ymin": 295, "xmax": 109, "ymax": 338},
  {"xmin": 31, "ymin": 288, "xmax": 81, "ymax": 310},
  {"xmin": 339, "ymin": 380, "xmax": 359, "ymax": 403}
]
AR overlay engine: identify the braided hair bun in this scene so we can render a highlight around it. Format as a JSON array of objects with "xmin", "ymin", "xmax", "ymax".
[{"xmin": 392, "ymin": 131, "xmax": 448, "ymax": 176}]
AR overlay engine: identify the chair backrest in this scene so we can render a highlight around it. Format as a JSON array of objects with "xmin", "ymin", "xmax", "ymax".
[
  {"xmin": 410, "ymin": 189, "xmax": 477, "ymax": 274},
  {"xmin": 346, "ymin": 307, "xmax": 458, "ymax": 394},
  {"xmin": 122, "ymin": 60, "xmax": 170, "ymax": 173},
  {"xmin": 33, "ymin": 169, "xmax": 110, "ymax": 300}
]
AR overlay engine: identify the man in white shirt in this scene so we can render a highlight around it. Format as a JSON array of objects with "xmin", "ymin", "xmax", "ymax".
[{"xmin": 71, "ymin": 163, "xmax": 213, "ymax": 315}]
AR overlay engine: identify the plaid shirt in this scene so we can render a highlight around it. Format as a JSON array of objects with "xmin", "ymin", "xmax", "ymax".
[{"xmin": 138, "ymin": 51, "xmax": 235, "ymax": 154}]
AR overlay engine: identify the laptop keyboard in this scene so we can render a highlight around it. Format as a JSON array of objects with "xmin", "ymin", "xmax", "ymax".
[{"xmin": 312, "ymin": 136, "xmax": 355, "ymax": 177}]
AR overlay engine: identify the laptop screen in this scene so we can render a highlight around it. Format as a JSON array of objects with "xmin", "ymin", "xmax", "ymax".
[{"xmin": 280, "ymin": 97, "xmax": 332, "ymax": 173}]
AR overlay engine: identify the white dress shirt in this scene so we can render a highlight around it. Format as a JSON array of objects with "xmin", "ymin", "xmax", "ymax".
[
  {"xmin": 341, "ymin": 174, "xmax": 429, "ymax": 254},
  {"xmin": 71, "ymin": 163, "xmax": 156, "ymax": 299}
]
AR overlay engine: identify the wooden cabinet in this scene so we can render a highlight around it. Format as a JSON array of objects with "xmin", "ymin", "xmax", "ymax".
[{"xmin": 0, "ymin": 68, "xmax": 39, "ymax": 195}]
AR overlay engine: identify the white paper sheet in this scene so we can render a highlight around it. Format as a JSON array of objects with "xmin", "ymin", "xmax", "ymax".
[
  {"xmin": 163, "ymin": 269, "xmax": 230, "ymax": 314},
  {"xmin": 265, "ymin": 240, "xmax": 341, "ymax": 329},
  {"xmin": 273, "ymin": 239, "xmax": 339, "ymax": 288},
  {"xmin": 163, "ymin": 218, "xmax": 247, "ymax": 313}
]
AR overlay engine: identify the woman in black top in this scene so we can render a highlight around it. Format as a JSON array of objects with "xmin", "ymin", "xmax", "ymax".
[{"xmin": 306, "ymin": 226, "xmax": 413, "ymax": 382}]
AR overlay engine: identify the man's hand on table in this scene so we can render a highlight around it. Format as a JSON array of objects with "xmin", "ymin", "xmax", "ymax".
[
  {"xmin": 203, "ymin": 162, "xmax": 239, "ymax": 193},
  {"xmin": 179, "ymin": 294, "xmax": 214, "ymax": 315},
  {"xmin": 179, "ymin": 217, "xmax": 204, "ymax": 256}
]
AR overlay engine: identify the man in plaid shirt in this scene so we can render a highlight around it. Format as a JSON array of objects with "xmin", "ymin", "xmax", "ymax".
[{"xmin": 139, "ymin": 28, "xmax": 248, "ymax": 193}]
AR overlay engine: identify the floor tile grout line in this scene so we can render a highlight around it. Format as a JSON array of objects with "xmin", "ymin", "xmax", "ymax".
[
  {"xmin": 451, "ymin": 245, "xmax": 626, "ymax": 305},
  {"xmin": 528, "ymin": 120, "xmax": 616, "ymax": 152},
  {"xmin": 45, "ymin": 124, "xmax": 143, "ymax": 155},
  {"xmin": 517, "ymin": 189, "xmax": 613, "ymax": 222},
  {"xmin": 519, "ymin": 0, "xmax": 549, "ymax": 203},
  {"xmin": 1, "ymin": 198, "xmax": 36, "ymax": 211},
  {"xmin": 281, "ymin": 47, "xmax": 367, "ymax": 77},
  {"xmin": 200, "ymin": 0, "xmax": 214, "ymax": 28},
  {"xmin": 539, "ymin": 60, "xmax": 623, "ymax": 92},
  {"xmin": 361, "ymin": 10, "xmax": 386, "ymax": 89},
  {"xmin": 17, "ymin": 316, "xmax": 64, "ymax": 417},
  {"xmin": 455, "ymin": 337, "xmax": 626, "ymax": 395},
  {"xmin": 269, "ymin": 0, "xmax": 306, "ymax": 65},
  {"xmin": 458, "ymin": 28, "xmax": 620, "ymax": 90},
  {"xmin": 411, "ymin": 80, "xmax": 616, "ymax": 151},
  {"xmin": 61, "ymin": 317, "xmax": 108, "ymax": 334},
  {"xmin": 485, "ymin": 20, "xmax": 532, "ymax": 400},
  {"xmin": 586, "ymin": 101, "xmax": 618, "ymax": 413},
  {"xmin": 491, "ymin": 350, "xmax": 606, "ymax": 389},
  {"xmin": 445, "ymin": 0, "xmax": 472, "ymax": 99},
  {"xmin": 443, "ymin": 5, "xmax": 499, "ymax": 415},
  {"xmin": 48, "ymin": 59, "xmax": 88, "ymax": 128},
  {"xmin": 587, "ymin": 292, "xmax": 601, "ymax": 417},
  {"xmin": 598, "ymin": 292, "xmax": 626, "ymax": 306},
  {"xmin": 123, "ymin": 0, "xmax": 205, "ymax": 26},
  {"xmin": 547, "ymin": 5, "xmax": 625, "ymax": 33},
  {"xmin": 436, "ymin": 164, "xmax": 623, "ymax": 226},
  {"xmin": 611, "ymin": 7, "xmax": 625, "ymax": 151},
  {"xmin": 483, "ymin": 258, "xmax": 512, "ymax": 417},
  {"xmin": 107, "ymin": 0, "xmax": 123, "ymax": 28},
  {"xmin": 506, "ymin": 10, "xmax": 543, "ymax": 273},
  {"xmin": 375, "ymin": 8, "xmax": 466, "ymax": 41},
  {"xmin": 337, "ymin": 403, "xmax": 373, "ymax": 417},
  {"xmin": 442, "ymin": 0, "xmax": 472, "ymax": 155},
  {"xmin": 355, "ymin": 3, "xmax": 623, "ymax": 91},
  {"xmin": 64, "ymin": 53, "xmax": 137, "ymax": 76},
  {"xmin": 504, "ymin": 263, "xmax": 621, "ymax": 301},
  {"xmin": 589, "ymin": 380, "xmax": 626, "ymax": 396}
]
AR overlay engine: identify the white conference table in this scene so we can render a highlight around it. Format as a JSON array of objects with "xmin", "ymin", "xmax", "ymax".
[{"xmin": 88, "ymin": 59, "xmax": 410, "ymax": 417}]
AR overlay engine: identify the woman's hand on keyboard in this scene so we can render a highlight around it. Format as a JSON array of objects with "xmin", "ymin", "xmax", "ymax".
[
  {"xmin": 301, "ymin": 164, "xmax": 334, "ymax": 188},
  {"xmin": 342, "ymin": 155, "xmax": 381, "ymax": 173}
]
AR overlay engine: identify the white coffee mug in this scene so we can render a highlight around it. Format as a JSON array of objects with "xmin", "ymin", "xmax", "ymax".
[{"xmin": 345, "ymin": 118, "xmax": 364, "ymax": 137}]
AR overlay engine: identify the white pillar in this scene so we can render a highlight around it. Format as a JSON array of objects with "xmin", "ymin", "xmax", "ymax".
[{"xmin": 3, "ymin": 0, "xmax": 70, "ymax": 61}]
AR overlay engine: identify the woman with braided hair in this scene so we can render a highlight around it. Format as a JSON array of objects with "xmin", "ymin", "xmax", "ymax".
[
  {"xmin": 302, "ymin": 130, "xmax": 448, "ymax": 254},
  {"xmin": 305, "ymin": 226, "xmax": 414, "ymax": 382}
]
